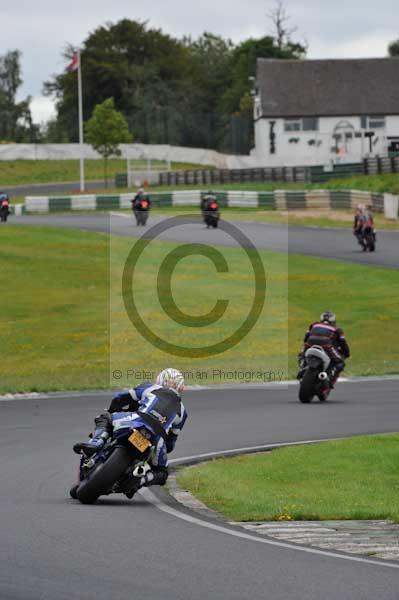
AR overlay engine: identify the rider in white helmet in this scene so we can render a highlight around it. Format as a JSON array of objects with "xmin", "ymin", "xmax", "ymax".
[{"xmin": 73, "ymin": 368, "xmax": 187, "ymax": 497}]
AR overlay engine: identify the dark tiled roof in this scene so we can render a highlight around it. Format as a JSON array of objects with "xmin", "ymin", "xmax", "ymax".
[{"xmin": 257, "ymin": 58, "xmax": 399, "ymax": 117}]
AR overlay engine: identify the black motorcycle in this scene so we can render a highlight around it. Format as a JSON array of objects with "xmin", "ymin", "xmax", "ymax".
[
  {"xmin": 133, "ymin": 198, "xmax": 150, "ymax": 226},
  {"xmin": 71, "ymin": 425, "xmax": 155, "ymax": 504},
  {"xmin": 360, "ymin": 226, "xmax": 376, "ymax": 252},
  {"xmin": 0, "ymin": 199, "xmax": 10, "ymax": 222},
  {"xmin": 298, "ymin": 345, "xmax": 333, "ymax": 403},
  {"xmin": 203, "ymin": 200, "xmax": 220, "ymax": 229}
]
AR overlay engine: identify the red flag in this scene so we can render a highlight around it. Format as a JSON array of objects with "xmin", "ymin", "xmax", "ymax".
[{"xmin": 66, "ymin": 52, "xmax": 79, "ymax": 73}]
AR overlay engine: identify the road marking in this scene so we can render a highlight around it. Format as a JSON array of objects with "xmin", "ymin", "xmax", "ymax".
[
  {"xmin": 109, "ymin": 211, "xmax": 131, "ymax": 218},
  {"xmin": 140, "ymin": 488, "xmax": 399, "ymax": 569}
]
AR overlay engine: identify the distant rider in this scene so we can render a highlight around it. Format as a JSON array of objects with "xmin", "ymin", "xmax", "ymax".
[
  {"xmin": 73, "ymin": 368, "xmax": 187, "ymax": 496},
  {"xmin": 353, "ymin": 204, "xmax": 374, "ymax": 247},
  {"xmin": 201, "ymin": 190, "xmax": 217, "ymax": 213},
  {"xmin": 131, "ymin": 187, "xmax": 151, "ymax": 222},
  {"xmin": 0, "ymin": 192, "xmax": 10, "ymax": 220},
  {"xmin": 298, "ymin": 311, "xmax": 350, "ymax": 386}
]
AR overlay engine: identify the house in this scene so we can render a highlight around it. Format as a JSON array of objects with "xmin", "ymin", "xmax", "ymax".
[{"xmin": 252, "ymin": 58, "xmax": 399, "ymax": 167}]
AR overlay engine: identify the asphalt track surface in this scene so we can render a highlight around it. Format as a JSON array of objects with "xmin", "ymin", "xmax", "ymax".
[
  {"xmin": 5, "ymin": 180, "xmax": 111, "ymax": 197},
  {"xmin": 12, "ymin": 212, "xmax": 399, "ymax": 269},
  {"xmin": 1, "ymin": 382, "xmax": 399, "ymax": 600},
  {"xmin": 3, "ymin": 213, "xmax": 399, "ymax": 599}
]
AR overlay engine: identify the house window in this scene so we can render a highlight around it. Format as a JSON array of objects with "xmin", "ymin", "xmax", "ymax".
[
  {"xmin": 360, "ymin": 115, "xmax": 386, "ymax": 129},
  {"xmin": 284, "ymin": 117, "xmax": 319, "ymax": 132},
  {"xmin": 369, "ymin": 115, "xmax": 385, "ymax": 129},
  {"xmin": 302, "ymin": 117, "xmax": 319, "ymax": 131},
  {"xmin": 284, "ymin": 118, "xmax": 301, "ymax": 131}
]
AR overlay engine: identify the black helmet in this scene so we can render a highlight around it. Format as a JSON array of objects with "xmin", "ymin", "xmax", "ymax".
[{"xmin": 320, "ymin": 311, "xmax": 336, "ymax": 326}]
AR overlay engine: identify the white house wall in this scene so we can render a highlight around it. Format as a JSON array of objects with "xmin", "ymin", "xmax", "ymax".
[{"xmin": 253, "ymin": 115, "xmax": 399, "ymax": 167}]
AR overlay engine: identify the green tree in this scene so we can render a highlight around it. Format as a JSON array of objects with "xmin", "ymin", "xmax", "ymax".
[
  {"xmin": 0, "ymin": 50, "xmax": 36, "ymax": 141},
  {"xmin": 388, "ymin": 38, "xmax": 399, "ymax": 56},
  {"xmin": 85, "ymin": 97, "xmax": 131, "ymax": 187},
  {"xmin": 44, "ymin": 21, "xmax": 195, "ymax": 145}
]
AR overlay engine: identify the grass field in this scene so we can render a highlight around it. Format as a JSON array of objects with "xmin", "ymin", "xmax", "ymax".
[
  {"xmin": 2, "ymin": 159, "xmax": 399, "ymax": 193},
  {"xmin": 0, "ymin": 159, "xmax": 208, "ymax": 187},
  {"xmin": 176, "ymin": 434, "xmax": 399, "ymax": 522},
  {"xmin": 1, "ymin": 225, "xmax": 398, "ymax": 393}
]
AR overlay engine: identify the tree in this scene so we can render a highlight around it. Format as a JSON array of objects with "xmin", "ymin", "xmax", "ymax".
[
  {"xmin": 0, "ymin": 50, "xmax": 36, "ymax": 141},
  {"xmin": 85, "ymin": 98, "xmax": 131, "ymax": 187},
  {"xmin": 388, "ymin": 38, "xmax": 399, "ymax": 56},
  {"xmin": 44, "ymin": 21, "xmax": 195, "ymax": 145},
  {"xmin": 267, "ymin": 0, "xmax": 297, "ymax": 50}
]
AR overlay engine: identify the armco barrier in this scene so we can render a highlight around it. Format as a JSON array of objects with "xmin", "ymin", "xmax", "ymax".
[{"xmin": 23, "ymin": 190, "xmax": 398, "ymax": 218}]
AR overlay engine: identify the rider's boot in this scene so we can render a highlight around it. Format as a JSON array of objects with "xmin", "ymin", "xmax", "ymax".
[
  {"xmin": 73, "ymin": 415, "xmax": 111, "ymax": 456},
  {"xmin": 141, "ymin": 466, "xmax": 169, "ymax": 488},
  {"xmin": 73, "ymin": 428, "xmax": 110, "ymax": 455},
  {"xmin": 123, "ymin": 466, "xmax": 168, "ymax": 499}
]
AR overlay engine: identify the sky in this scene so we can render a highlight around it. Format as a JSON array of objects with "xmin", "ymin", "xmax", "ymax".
[{"xmin": 1, "ymin": 0, "xmax": 398, "ymax": 124}]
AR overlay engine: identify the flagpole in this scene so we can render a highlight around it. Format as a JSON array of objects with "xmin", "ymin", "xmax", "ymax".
[{"xmin": 77, "ymin": 50, "xmax": 85, "ymax": 192}]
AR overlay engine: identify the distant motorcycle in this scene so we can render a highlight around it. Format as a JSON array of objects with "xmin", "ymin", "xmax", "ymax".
[
  {"xmin": 360, "ymin": 226, "xmax": 376, "ymax": 252},
  {"xmin": 133, "ymin": 197, "xmax": 150, "ymax": 226},
  {"xmin": 298, "ymin": 345, "xmax": 334, "ymax": 403},
  {"xmin": 0, "ymin": 198, "xmax": 10, "ymax": 222},
  {"xmin": 71, "ymin": 416, "xmax": 156, "ymax": 504},
  {"xmin": 202, "ymin": 200, "xmax": 220, "ymax": 229}
]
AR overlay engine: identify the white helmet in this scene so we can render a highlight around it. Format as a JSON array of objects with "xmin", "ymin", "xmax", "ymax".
[{"xmin": 156, "ymin": 368, "xmax": 185, "ymax": 393}]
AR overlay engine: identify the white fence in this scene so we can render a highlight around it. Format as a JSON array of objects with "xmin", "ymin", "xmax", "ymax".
[{"xmin": 0, "ymin": 143, "xmax": 258, "ymax": 169}]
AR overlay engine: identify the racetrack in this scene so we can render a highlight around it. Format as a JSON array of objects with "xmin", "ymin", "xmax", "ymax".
[
  {"xmin": 3, "ymin": 212, "xmax": 399, "ymax": 599},
  {"xmin": 13, "ymin": 212, "xmax": 399, "ymax": 269},
  {"xmin": 1, "ymin": 380, "xmax": 399, "ymax": 600}
]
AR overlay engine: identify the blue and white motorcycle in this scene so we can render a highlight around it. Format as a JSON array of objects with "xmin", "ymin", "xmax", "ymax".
[{"xmin": 71, "ymin": 414, "xmax": 157, "ymax": 504}]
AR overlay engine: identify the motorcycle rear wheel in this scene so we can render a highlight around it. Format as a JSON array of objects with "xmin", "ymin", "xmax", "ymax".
[
  {"xmin": 76, "ymin": 446, "xmax": 133, "ymax": 504},
  {"xmin": 299, "ymin": 369, "xmax": 319, "ymax": 403}
]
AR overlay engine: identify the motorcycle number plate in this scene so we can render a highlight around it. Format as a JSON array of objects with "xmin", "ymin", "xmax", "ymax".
[{"xmin": 128, "ymin": 430, "xmax": 151, "ymax": 453}]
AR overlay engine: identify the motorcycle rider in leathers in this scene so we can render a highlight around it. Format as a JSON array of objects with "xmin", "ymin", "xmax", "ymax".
[
  {"xmin": 298, "ymin": 311, "xmax": 350, "ymax": 386},
  {"xmin": 353, "ymin": 204, "xmax": 374, "ymax": 248},
  {"xmin": 73, "ymin": 368, "xmax": 187, "ymax": 497}
]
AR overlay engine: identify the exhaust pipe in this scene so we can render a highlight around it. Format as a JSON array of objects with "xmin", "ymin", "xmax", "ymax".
[{"xmin": 318, "ymin": 372, "xmax": 328, "ymax": 381}]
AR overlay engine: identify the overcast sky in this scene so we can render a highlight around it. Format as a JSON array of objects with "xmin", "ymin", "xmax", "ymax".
[{"xmin": 1, "ymin": 0, "xmax": 397, "ymax": 123}]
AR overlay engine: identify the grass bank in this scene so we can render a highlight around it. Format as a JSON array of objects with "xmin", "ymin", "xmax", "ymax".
[
  {"xmin": 176, "ymin": 434, "xmax": 399, "ymax": 522},
  {"xmin": 0, "ymin": 159, "xmax": 207, "ymax": 187},
  {"xmin": 1, "ymin": 226, "xmax": 398, "ymax": 392}
]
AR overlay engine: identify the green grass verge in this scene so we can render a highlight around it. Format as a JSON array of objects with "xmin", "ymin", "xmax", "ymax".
[
  {"xmin": 2, "ymin": 159, "xmax": 398, "ymax": 193},
  {"xmin": 0, "ymin": 159, "xmax": 209, "ymax": 187},
  {"xmin": 323, "ymin": 173, "xmax": 399, "ymax": 194},
  {"xmin": 176, "ymin": 434, "xmax": 399, "ymax": 522},
  {"xmin": 1, "ymin": 225, "xmax": 398, "ymax": 393}
]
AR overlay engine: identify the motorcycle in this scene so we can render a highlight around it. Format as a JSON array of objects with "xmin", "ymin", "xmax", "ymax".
[
  {"xmin": 0, "ymin": 199, "xmax": 10, "ymax": 222},
  {"xmin": 360, "ymin": 226, "xmax": 376, "ymax": 252},
  {"xmin": 203, "ymin": 201, "xmax": 220, "ymax": 229},
  {"xmin": 133, "ymin": 198, "xmax": 150, "ymax": 226},
  {"xmin": 71, "ymin": 417, "xmax": 156, "ymax": 504},
  {"xmin": 298, "ymin": 345, "xmax": 333, "ymax": 403}
]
